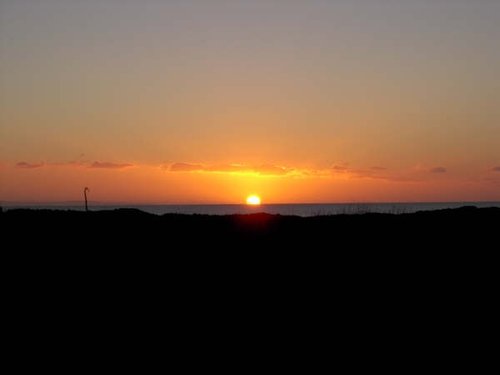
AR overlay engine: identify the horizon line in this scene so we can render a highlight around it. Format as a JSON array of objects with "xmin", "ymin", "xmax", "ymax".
[{"xmin": 2, "ymin": 200, "xmax": 500, "ymax": 206}]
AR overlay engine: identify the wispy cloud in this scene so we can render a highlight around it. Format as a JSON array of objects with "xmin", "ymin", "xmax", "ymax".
[
  {"xmin": 429, "ymin": 167, "xmax": 447, "ymax": 173},
  {"xmin": 16, "ymin": 162, "xmax": 44, "ymax": 169},
  {"xmin": 169, "ymin": 162, "xmax": 204, "ymax": 172},
  {"xmin": 330, "ymin": 163, "xmax": 419, "ymax": 182},
  {"xmin": 331, "ymin": 164, "xmax": 390, "ymax": 176},
  {"xmin": 10, "ymin": 158, "xmax": 462, "ymax": 184},
  {"xmin": 253, "ymin": 164, "xmax": 293, "ymax": 175},
  {"xmin": 15, "ymin": 160, "xmax": 133, "ymax": 169},
  {"xmin": 168, "ymin": 162, "xmax": 294, "ymax": 176},
  {"xmin": 332, "ymin": 164, "xmax": 380, "ymax": 178},
  {"xmin": 89, "ymin": 162, "xmax": 133, "ymax": 169},
  {"xmin": 50, "ymin": 161, "xmax": 86, "ymax": 167},
  {"xmin": 332, "ymin": 165, "xmax": 349, "ymax": 172},
  {"xmin": 351, "ymin": 168, "xmax": 413, "ymax": 182}
]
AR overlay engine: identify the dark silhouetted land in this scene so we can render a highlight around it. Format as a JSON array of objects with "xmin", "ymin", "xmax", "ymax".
[
  {"xmin": 3, "ymin": 206, "xmax": 497, "ymax": 342},
  {"xmin": 3, "ymin": 206, "xmax": 498, "ymax": 249}
]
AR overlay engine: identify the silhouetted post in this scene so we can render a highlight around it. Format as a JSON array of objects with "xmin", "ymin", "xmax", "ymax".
[{"xmin": 84, "ymin": 187, "xmax": 90, "ymax": 212}]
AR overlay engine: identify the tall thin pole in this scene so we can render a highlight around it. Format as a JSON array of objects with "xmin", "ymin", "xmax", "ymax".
[{"xmin": 84, "ymin": 187, "xmax": 89, "ymax": 212}]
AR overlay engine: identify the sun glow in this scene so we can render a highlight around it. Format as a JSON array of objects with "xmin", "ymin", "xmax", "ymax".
[{"xmin": 246, "ymin": 195, "xmax": 261, "ymax": 205}]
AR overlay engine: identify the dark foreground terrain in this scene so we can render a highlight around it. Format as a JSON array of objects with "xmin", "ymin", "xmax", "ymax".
[
  {"xmin": 2, "ymin": 206, "xmax": 498, "ymax": 349},
  {"xmin": 3, "ymin": 205, "xmax": 498, "ymax": 297},
  {"xmin": 2, "ymin": 205, "xmax": 498, "ymax": 248}
]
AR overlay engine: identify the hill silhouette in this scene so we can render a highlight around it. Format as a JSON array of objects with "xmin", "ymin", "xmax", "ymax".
[
  {"xmin": 3, "ymin": 206, "xmax": 497, "ymax": 343},
  {"xmin": 3, "ymin": 205, "xmax": 497, "ymax": 301},
  {"xmin": 3, "ymin": 205, "xmax": 498, "ymax": 248}
]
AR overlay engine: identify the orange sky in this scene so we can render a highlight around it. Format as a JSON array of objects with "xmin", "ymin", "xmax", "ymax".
[
  {"xmin": 1, "ymin": 1, "xmax": 499, "ymax": 204},
  {"xmin": 2, "ymin": 160, "xmax": 499, "ymax": 204}
]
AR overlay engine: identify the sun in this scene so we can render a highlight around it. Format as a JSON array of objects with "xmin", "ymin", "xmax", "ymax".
[{"xmin": 246, "ymin": 194, "xmax": 261, "ymax": 206}]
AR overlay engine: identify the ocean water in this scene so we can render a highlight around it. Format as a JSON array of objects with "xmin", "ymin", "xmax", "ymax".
[{"xmin": 4, "ymin": 202, "xmax": 500, "ymax": 217}]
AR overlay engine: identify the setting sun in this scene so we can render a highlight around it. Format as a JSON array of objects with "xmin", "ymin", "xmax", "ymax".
[{"xmin": 246, "ymin": 195, "xmax": 261, "ymax": 206}]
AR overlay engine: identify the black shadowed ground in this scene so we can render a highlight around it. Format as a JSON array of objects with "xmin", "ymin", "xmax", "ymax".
[
  {"xmin": 2, "ymin": 205, "xmax": 498, "ymax": 249},
  {"xmin": 3, "ymin": 205, "xmax": 498, "ymax": 302},
  {"xmin": 2, "ymin": 206, "xmax": 497, "ymax": 342}
]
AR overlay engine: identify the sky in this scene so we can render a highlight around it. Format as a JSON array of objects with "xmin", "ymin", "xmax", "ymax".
[{"xmin": 1, "ymin": 0, "xmax": 499, "ymax": 204}]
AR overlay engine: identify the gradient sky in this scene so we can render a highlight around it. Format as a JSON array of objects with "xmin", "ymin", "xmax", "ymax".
[{"xmin": 1, "ymin": 0, "xmax": 499, "ymax": 204}]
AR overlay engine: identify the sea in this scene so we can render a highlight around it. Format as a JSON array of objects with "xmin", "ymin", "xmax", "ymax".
[{"xmin": 3, "ymin": 202, "xmax": 500, "ymax": 217}]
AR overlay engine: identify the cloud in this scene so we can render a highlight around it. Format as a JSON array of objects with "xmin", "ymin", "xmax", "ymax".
[
  {"xmin": 332, "ymin": 164, "xmax": 382, "ymax": 178},
  {"xmin": 430, "ymin": 167, "xmax": 447, "ymax": 173},
  {"xmin": 169, "ymin": 162, "xmax": 204, "ymax": 172},
  {"xmin": 16, "ymin": 160, "xmax": 133, "ymax": 169},
  {"xmin": 254, "ymin": 164, "xmax": 293, "ymax": 175},
  {"xmin": 89, "ymin": 162, "xmax": 133, "ymax": 169},
  {"xmin": 16, "ymin": 162, "xmax": 44, "ymax": 169},
  {"xmin": 206, "ymin": 164, "xmax": 245, "ymax": 173},
  {"xmin": 332, "ymin": 164, "xmax": 349, "ymax": 171},
  {"xmin": 168, "ymin": 162, "xmax": 293, "ymax": 176},
  {"xmin": 50, "ymin": 161, "xmax": 86, "ymax": 167},
  {"xmin": 492, "ymin": 166, "xmax": 500, "ymax": 172},
  {"xmin": 350, "ymin": 168, "xmax": 413, "ymax": 182},
  {"xmin": 330, "ymin": 163, "xmax": 418, "ymax": 182}
]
